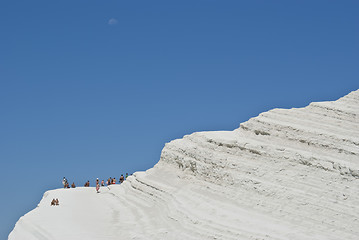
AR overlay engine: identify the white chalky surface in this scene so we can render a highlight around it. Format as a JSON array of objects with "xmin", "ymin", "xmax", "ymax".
[{"xmin": 9, "ymin": 90, "xmax": 359, "ymax": 240}]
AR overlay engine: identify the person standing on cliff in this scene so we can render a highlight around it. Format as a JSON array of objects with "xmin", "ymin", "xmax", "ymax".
[
  {"xmin": 120, "ymin": 174, "xmax": 124, "ymax": 183},
  {"xmin": 62, "ymin": 177, "xmax": 67, "ymax": 188},
  {"xmin": 96, "ymin": 182, "xmax": 100, "ymax": 193}
]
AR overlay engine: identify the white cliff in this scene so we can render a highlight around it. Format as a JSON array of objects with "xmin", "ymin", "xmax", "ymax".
[{"xmin": 9, "ymin": 90, "xmax": 359, "ymax": 240}]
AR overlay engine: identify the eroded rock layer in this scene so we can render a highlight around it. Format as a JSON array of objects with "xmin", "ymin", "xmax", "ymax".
[{"xmin": 9, "ymin": 90, "xmax": 359, "ymax": 240}]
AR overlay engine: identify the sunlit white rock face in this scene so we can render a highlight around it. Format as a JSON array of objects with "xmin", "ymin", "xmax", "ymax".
[{"xmin": 9, "ymin": 90, "xmax": 359, "ymax": 240}]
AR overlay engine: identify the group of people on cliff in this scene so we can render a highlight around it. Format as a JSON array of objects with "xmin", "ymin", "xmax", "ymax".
[
  {"xmin": 103, "ymin": 174, "xmax": 127, "ymax": 186},
  {"xmin": 55, "ymin": 174, "xmax": 130, "ymax": 206},
  {"xmin": 62, "ymin": 173, "xmax": 130, "ymax": 189},
  {"xmin": 50, "ymin": 198, "xmax": 59, "ymax": 206}
]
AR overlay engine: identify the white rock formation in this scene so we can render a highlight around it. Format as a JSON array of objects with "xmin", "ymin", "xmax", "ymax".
[{"xmin": 9, "ymin": 90, "xmax": 359, "ymax": 240}]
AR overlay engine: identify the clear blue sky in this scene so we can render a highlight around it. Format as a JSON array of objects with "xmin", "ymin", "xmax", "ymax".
[{"xmin": 0, "ymin": 0, "xmax": 358, "ymax": 238}]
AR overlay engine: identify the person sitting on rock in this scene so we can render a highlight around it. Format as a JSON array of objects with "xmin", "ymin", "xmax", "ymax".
[{"xmin": 71, "ymin": 182, "xmax": 76, "ymax": 188}]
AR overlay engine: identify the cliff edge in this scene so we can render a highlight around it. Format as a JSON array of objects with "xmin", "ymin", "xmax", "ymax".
[{"xmin": 9, "ymin": 90, "xmax": 359, "ymax": 240}]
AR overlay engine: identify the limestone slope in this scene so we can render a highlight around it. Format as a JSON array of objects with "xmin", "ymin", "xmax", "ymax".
[{"xmin": 9, "ymin": 90, "xmax": 359, "ymax": 240}]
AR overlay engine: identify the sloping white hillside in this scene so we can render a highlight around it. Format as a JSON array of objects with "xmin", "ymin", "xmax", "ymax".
[{"xmin": 9, "ymin": 90, "xmax": 359, "ymax": 240}]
